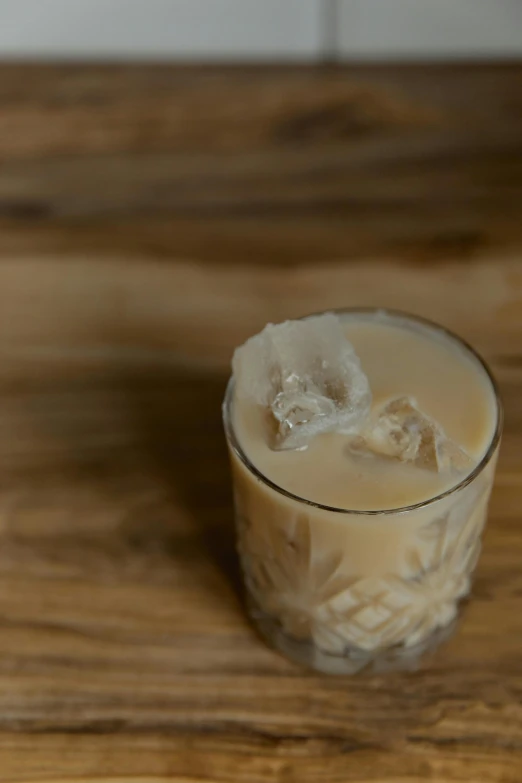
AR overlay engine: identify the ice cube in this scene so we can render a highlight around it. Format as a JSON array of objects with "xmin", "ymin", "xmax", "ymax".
[
  {"xmin": 232, "ymin": 314, "xmax": 372, "ymax": 450},
  {"xmin": 349, "ymin": 396, "xmax": 473, "ymax": 474}
]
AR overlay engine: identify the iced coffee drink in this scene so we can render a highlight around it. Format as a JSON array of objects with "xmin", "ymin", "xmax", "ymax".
[{"xmin": 223, "ymin": 309, "xmax": 502, "ymax": 673}]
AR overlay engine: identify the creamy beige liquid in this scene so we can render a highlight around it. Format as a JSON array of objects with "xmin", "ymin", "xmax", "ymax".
[
  {"xmin": 226, "ymin": 312, "xmax": 501, "ymax": 673},
  {"xmin": 233, "ymin": 313, "xmax": 497, "ymax": 511}
]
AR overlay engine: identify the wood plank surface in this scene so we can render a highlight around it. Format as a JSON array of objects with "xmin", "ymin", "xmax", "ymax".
[{"xmin": 0, "ymin": 63, "xmax": 521, "ymax": 783}]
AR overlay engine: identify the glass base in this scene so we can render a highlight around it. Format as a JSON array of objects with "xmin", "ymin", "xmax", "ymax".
[{"xmin": 249, "ymin": 600, "xmax": 458, "ymax": 675}]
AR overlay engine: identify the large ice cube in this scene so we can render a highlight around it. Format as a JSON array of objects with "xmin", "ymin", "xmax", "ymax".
[
  {"xmin": 349, "ymin": 396, "xmax": 473, "ymax": 474},
  {"xmin": 232, "ymin": 314, "xmax": 372, "ymax": 450}
]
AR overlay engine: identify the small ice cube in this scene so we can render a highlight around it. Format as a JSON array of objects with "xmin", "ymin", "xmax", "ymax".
[
  {"xmin": 232, "ymin": 314, "xmax": 372, "ymax": 450},
  {"xmin": 350, "ymin": 396, "xmax": 473, "ymax": 474}
]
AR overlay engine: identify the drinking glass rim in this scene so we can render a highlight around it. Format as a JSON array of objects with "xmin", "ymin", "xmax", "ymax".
[{"xmin": 222, "ymin": 307, "xmax": 503, "ymax": 517}]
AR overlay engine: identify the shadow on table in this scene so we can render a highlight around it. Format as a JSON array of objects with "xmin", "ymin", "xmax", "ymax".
[
  {"xmin": 113, "ymin": 360, "xmax": 242, "ymax": 595},
  {"xmin": 5, "ymin": 331, "xmax": 243, "ymax": 614}
]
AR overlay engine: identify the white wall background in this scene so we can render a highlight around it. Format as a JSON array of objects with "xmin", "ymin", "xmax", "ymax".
[{"xmin": 0, "ymin": 0, "xmax": 520, "ymax": 60}]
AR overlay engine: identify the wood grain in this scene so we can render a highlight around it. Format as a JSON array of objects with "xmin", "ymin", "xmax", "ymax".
[
  {"xmin": 0, "ymin": 63, "xmax": 521, "ymax": 265},
  {"xmin": 0, "ymin": 63, "xmax": 521, "ymax": 783}
]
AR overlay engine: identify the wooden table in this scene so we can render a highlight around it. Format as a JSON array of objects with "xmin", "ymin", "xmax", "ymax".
[{"xmin": 0, "ymin": 63, "xmax": 521, "ymax": 783}]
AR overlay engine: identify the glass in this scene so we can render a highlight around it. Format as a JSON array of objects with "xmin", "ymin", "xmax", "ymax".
[{"xmin": 223, "ymin": 310, "xmax": 503, "ymax": 674}]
